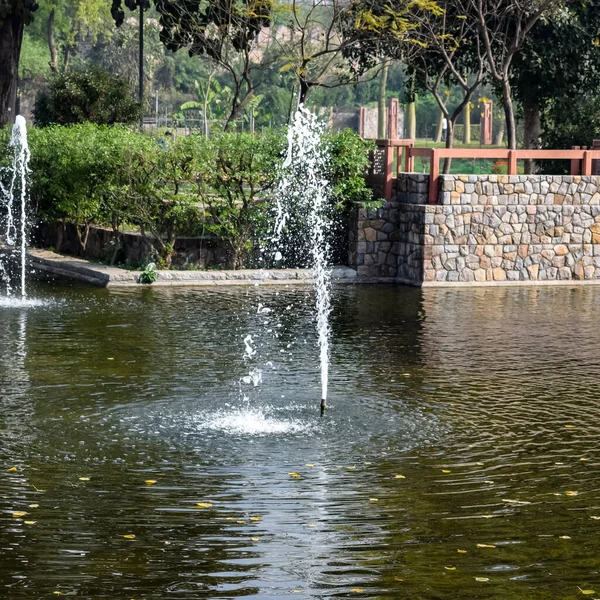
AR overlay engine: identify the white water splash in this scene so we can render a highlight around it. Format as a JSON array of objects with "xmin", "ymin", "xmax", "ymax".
[
  {"xmin": 0, "ymin": 115, "xmax": 30, "ymax": 298},
  {"xmin": 272, "ymin": 105, "xmax": 332, "ymax": 405}
]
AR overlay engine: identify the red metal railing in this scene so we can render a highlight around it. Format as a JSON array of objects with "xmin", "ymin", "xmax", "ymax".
[{"xmin": 371, "ymin": 142, "xmax": 600, "ymax": 204}]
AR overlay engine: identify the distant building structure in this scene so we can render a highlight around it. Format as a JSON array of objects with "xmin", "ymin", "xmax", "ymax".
[{"xmin": 359, "ymin": 98, "xmax": 405, "ymax": 139}]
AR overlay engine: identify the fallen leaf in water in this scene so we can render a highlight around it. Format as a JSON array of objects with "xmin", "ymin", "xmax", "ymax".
[
  {"xmin": 566, "ymin": 491, "xmax": 579, "ymax": 496},
  {"xmin": 590, "ymin": 516, "xmax": 600, "ymax": 520},
  {"xmin": 564, "ymin": 424, "xmax": 575, "ymax": 428},
  {"xmin": 395, "ymin": 474, "xmax": 406, "ymax": 479},
  {"xmin": 350, "ymin": 589, "xmax": 363, "ymax": 593},
  {"xmin": 457, "ymin": 549, "xmax": 467, "ymax": 554},
  {"xmin": 555, "ymin": 462, "xmax": 564, "ymax": 465},
  {"xmin": 475, "ymin": 577, "xmax": 489, "ymax": 582},
  {"xmin": 251, "ymin": 537, "xmax": 260, "ymax": 541},
  {"xmin": 145, "ymin": 480, "xmax": 157, "ymax": 486},
  {"xmin": 559, "ymin": 535, "xmax": 571, "ymax": 539},
  {"xmin": 123, "ymin": 534, "xmax": 135, "ymax": 539},
  {"xmin": 24, "ymin": 521, "xmax": 36, "ymax": 525},
  {"xmin": 28, "ymin": 504, "xmax": 39, "ymax": 508},
  {"xmin": 442, "ymin": 469, "xmax": 451, "ymax": 473},
  {"xmin": 79, "ymin": 477, "xmax": 90, "ymax": 482},
  {"xmin": 578, "ymin": 589, "xmax": 596, "ymax": 595},
  {"xmin": 394, "ymin": 576, "xmax": 404, "ymax": 581},
  {"xmin": 346, "ymin": 466, "xmax": 357, "ymax": 471},
  {"xmin": 250, "ymin": 516, "xmax": 261, "ymax": 522},
  {"xmin": 196, "ymin": 503, "xmax": 213, "ymax": 509},
  {"xmin": 305, "ymin": 463, "xmax": 315, "ymax": 467},
  {"xmin": 306, "ymin": 523, "xmax": 316, "ymax": 527},
  {"xmin": 226, "ymin": 517, "xmax": 235, "ymax": 521},
  {"xmin": 444, "ymin": 566, "xmax": 456, "ymax": 571},
  {"xmin": 370, "ymin": 498, "xmax": 378, "ymax": 502},
  {"xmin": 293, "ymin": 590, "xmax": 302, "ymax": 593},
  {"xmin": 477, "ymin": 544, "xmax": 496, "ymax": 548},
  {"xmin": 8, "ymin": 467, "xmax": 17, "ymax": 472},
  {"xmin": 107, "ymin": 357, "xmax": 115, "ymax": 361},
  {"xmin": 12, "ymin": 512, "xmax": 27, "ymax": 518},
  {"xmin": 484, "ymin": 480, "xmax": 494, "ymax": 484},
  {"xmin": 236, "ymin": 520, "xmax": 246, "ymax": 524},
  {"xmin": 580, "ymin": 458, "xmax": 589, "ymax": 461},
  {"xmin": 288, "ymin": 472, "xmax": 300, "ymax": 478},
  {"xmin": 476, "ymin": 462, "xmax": 484, "ymax": 466}
]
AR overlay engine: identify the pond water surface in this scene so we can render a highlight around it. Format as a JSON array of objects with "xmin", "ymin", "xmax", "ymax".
[{"xmin": 1, "ymin": 283, "xmax": 599, "ymax": 599}]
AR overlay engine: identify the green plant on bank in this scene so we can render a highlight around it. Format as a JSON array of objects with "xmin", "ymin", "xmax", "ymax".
[
  {"xmin": 139, "ymin": 262, "xmax": 158, "ymax": 284},
  {"xmin": 34, "ymin": 67, "xmax": 141, "ymax": 127}
]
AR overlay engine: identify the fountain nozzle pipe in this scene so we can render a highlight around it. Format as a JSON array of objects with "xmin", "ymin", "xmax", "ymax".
[{"xmin": 320, "ymin": 398, "xmax": 326, "ymax": 415}]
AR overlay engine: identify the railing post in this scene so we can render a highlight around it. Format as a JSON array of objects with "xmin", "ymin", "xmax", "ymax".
[
  {"xmin": 428, "ymin": 149, "xmax": 439, "ymax": 205},
  {"xmin": 405, "ymin": 143, "xmax": 415, "ymax": 172},
  {"xmin": 583, "ymin": 150, "xmax": 593, "ymax": 176},
  {"xmin": 383, "ymin": 141, "xmax": 394, "ymax": 200},
  {"xmin": 508, "ymin": 150, "xmax": 517, "ymax": 175},
  {"xmin": 571, "ymin": 146, "xmax": 580, "ymax": 176}
]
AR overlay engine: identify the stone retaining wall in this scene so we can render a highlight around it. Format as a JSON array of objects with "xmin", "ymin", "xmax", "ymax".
[{"xmin": 354, "ymin": 173, "xmax": 600, "ymax": 285}]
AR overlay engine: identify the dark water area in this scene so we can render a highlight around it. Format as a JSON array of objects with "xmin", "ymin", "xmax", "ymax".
[{"xmin": 1, "ymin": 283, "xmax": 599, "ymax": 599}]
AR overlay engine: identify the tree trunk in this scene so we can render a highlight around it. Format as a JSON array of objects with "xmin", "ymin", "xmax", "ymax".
[
  {"xmin": 502, "ymin": 79, "xmax": 517, "ymax": 150},
  {"xmin": 443, "ymin": 119, "xmax": 454, "ymax": 174},
  {"xmin": 523, "ymin": 97, "xmax": 542, "ymax": 174},
  {"xmin": 464, "ymin": 102, "xmax": 471, "ymax": 144},
  {"xmin": 493, "ymin": 118, "xmax": 505, "ymax": 146},
  {"xmin": 298, "ymin": 79, "xmax": 310, "ymax": 106},
  {"xmin": 0, "ymin": 13, "xmax": 24, "ymax": 127},
  {"xmin": 406, "ymin": 100, "xmax": 416, "ymax": 139},
  {"xmin": 435, "ymin": 110, "xmax": 443, "ymax": 143},
  {"xmin": 48, "ymin": 9, "xmax": 58, "ymax": 73},
  {"xmin": 377, "ymin": 60, "xmax": 389, "ymax": 139}
]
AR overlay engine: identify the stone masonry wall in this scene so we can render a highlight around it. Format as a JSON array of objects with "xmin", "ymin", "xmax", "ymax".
[{"xmin": 354, "ymin": 173, "xmax": 600, "ymax": 284}]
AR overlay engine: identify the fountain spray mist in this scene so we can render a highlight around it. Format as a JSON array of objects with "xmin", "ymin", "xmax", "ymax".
[
  {"xmin": 0, "ymin": 115, "xmax": 31, "ymax": 298},
  {"xmin": 273, "ymin": 106, "xmax": 332, "ymax": 411}
]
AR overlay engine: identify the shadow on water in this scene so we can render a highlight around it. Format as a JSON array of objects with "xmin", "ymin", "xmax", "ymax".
[{"xmin": 1, "ymin": 282, "xmax": 600, "ymax": 598}]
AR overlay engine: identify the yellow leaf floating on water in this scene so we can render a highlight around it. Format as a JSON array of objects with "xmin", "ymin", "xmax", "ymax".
[
  {"xmin": 578, "ymin": 589, "xmax": 596, "ymax": 596},
  {"xmin": 12, "ymin": 512, "xmax": 27, "ymax": 518},
  {"xmin": 79, "ymin": 477, "xmax": 90, "ymax": 482},
  {"xmin": 236, "ymin": 520, "xmax": 246, "ymax": 524},
  {"xmin": 364, "ymin": 462, "xmax": 372, "ymax": 465},
  {"xmin": 444, "ymin": 566, "xmax": 456, "ymax": 570},
  {"xmin": 226, "ymin": 517, "xmax": 235, "ymax": 521},
  {"xmin": 123, "ymin": 534, "xmax": 135, "ymax": 539},
  {"xmin": 565, "ymin": 424, "xmax": 575, "ymax": 428},
  {"xmin": 305, "ymin": 464, "xmax": 315, "ymax": 467},
  {"xmin": 566, "ymin": 491, "xmax": 579, "ymax": 496},
  {"xmin": 107, "ymin": 357, "xmax": 115, "ymax": 361},
  {"xmin": 288, "ymin": 472, "xmax": 300, "ymax": 478},
  {"xmin": 442, "ymin": 469, "xmax": 451, "ymax": 473},
  {"xmin": 28, "ymin": 504, "xmax": 39, "ymax": 508},
  {"xmin": 590, "ymin": 516, "xmax": 600, "ymax": 520},
  {"xmin": 475, "ymin": 577, "xmax": 489, "ymax": 582},
  {"xmin": 250, "ymin": 516, "xmax": 261, "ymax": 522},
  {"xmin": 350, "ymin": 589, "xmax": 363, "ymax": 593},
  {"xmin": 484, "ymin": 480, "xmax": 494, "ymax": 484},
  {"xmin": 394, "ymin": 576, "xmax": 404, "ymax": 581},
  {"xmin": 395, "ymin": 474, "xmax": 406, "ymax": 479},
  {"xmin": 580, "ymin": 457, "xmax": 589, "ymax": 461},
  {"xmin": 8, "ymin": 467, "xmax": 17, "ymax": 472},
  {"xmin": 370, "ymin": 498, "xmax": 378, "ymax": 502},
  {"xmin": 196, "ymin": 503, "xmax": 213, "ymax": 509},
  {"xmin": 476, "ymin": 462, "xmax": 484, "ymax": 466},
  {"xmin": 251, "ymin": 537, "xmax": 260, "ymax": 541},
  {"xmin": 346, "ymin": 466, "xmax": 357, "ymax": 471},
  {"xmin": 145, "ymin": 480, "xmax": 157, "ymax": 486},
  {"xmin": 306, "ymin": 523, "xmax": 316, "ymax": 527},
  {"xmin": 24, "ymin": 521, "xmax": 36, "ymax": 525},
  {"xmin": 477, "ymin": 544, "xmax": 496, "ymax": 548},
  {"xmin": 559, "ymin": 535, "xmax": 571, "ymax": 539},
  {"xmin": 457, "ymin": 549, "xmax": 467, "ymax": 554}
]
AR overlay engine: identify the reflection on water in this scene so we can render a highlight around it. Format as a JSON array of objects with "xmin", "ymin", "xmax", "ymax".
[{"xmin": 1, "ymin": 283, "xmax": 600, "ymax": 598}]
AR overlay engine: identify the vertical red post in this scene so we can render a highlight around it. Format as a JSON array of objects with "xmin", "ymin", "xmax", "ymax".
[
  {"xmin": 428, "ymin": 149, "xmax": 440, "ymax": 205},
  {"xmin": 383, "ymin": 142, "xmax": 394, "ymax": 200},
  {"xmin": 571, "ymin": 146, "xmax": 580, "ymax": 176},
  {"xmin": 583, "ymin": 150, "xmax": 593, "ymax": 176},
  {"xmin": 508, "ymin": 150, "xmax": 517, "ymax": 175},
  {"xmin": 405, "ymin": 142, "xmax": 415, "ymax": 172}
]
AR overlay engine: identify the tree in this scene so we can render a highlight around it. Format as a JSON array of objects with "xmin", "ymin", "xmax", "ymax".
[{"xmin": 0, "ymin": 0, "xmax": 38, "ymax": 126}]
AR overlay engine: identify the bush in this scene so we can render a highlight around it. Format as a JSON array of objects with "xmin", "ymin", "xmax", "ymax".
[{"xmin": 34, "ymin": 67, "xmax": 141, "ymax": 127}]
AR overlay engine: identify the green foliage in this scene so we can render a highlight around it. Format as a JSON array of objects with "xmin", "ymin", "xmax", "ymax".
[
  {"xmin": 34, "ymin": 67, "xmax": 141, "ymax": 126},
  {"xmin": 139, "ymin": 261, "xmax": 158, "ymax": 283}
]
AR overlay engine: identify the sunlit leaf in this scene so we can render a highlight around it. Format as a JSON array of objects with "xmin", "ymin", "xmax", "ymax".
[
  {"xmin": 590, "ymin": 516, "xmax": 600, "ymax": 520},
  {"xmin": 484, "ymin": 480, "xmax": 494, "ymax": 484},
  {"xmin": 475, "ymin": 577, "xmax": 489, "ymax": 582},
  {"xmin": 145, "ymin": 480, "xmax": 157, "ymax": 486},
  {"xmin": 288, "ymin": 472, "xmax": 300, "ymax": 477},
  {"xmin": 457, "ymin": 549, "xmax": 467, "ymax": 554},
  {"xmin": 107, "ymin": 357, "xmax": 115, "ymax": 361},
  {"xmin": 370, "ymin": 498, "xmax": 378, "ymax": 502},
  {"xmin": 565, "ymin": 424, "xmax": 575, "ymax": 428},
  {"xmin": 196, "ymin": 503, "xmax": 213, "ymax": 508},
  {"xmin": 250, "ymin": 516, "xmax": 261, "ymax": 521},
  {"xmin": 123, "ymin": 534, "xmax": 136, "ymax": 539},
  {"xmin": 351, "ymin": 589, "xmax": 363, "ymax": 593},
  {"xmin": 580, "ymin": 458, "xmax": 589, "ymax": 461},
  {"xmin": 24, "ymin": 521, "xmax": 36, "ymax": 525},
  {"xmin": 236, "ymin": 520, "xmax": 246, "ymax": 524},
  {"xmin": 12, "ymin": 512, "xmax": 27, "ymax": 518},
  {"xmin": 442, "ymin": 470, "xmax": 451, "ymax": 473},
  {"xmin": 579, "ymin": 588, "xmax": 596, "ymax": 595},
  {"xmin": 8, "ymin": 467, "xmax": 17, "ymax": 472},
  {"xmin": 305, "ymin": 464, "xmax": 315, "ymax": 467},
  {"xmin": 226, "ymin": 517, "xmax": 235, "ymax": 521},
  {"xmin": 395, "ymin": 475, "xmax": 406, "ymax": 479},
  {"xmin": 79, "ymin": 477, "xmax": 90, "ymax": 482},
  {"xmin": 306, "ymin": 523, "xmax": 316, "ymax": 527},
  {"xmin": 346, "ymin": 466, "xmax": 357, "ymax": 471},
  {"xmin": 251, "ymin": 537, "xmax": 260, "ymax": 541},
  {"xmin": 394, "ymin": 576, "xmax": 404, "ymax": 581},
  {"xmin": 28, "ymin": 504, "xmax": 39, "ymax": 508},
  {"xmin": 477, "ymin": 544, "xmax": 495, "ymax": 548},
  {"xmin": 566, "ymin": 491, "xmax": 579, "ymax": 496},
  {"xmin": 559, "ymin": 535, "xmax": 571, "ymax": 539},
  {"xmin": 444, "ymin": 566, "xmax": 456, "ymax": 570}
]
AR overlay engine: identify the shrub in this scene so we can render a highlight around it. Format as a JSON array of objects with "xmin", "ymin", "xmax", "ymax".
[{"xmin": 34, "ymin": 67, "xmax": 141, "ymax": 127}]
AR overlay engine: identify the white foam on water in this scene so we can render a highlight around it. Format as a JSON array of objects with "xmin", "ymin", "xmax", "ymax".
[
  {"xmin": 0, "ymin": 297, "xmax": 49, "ymax": 308},
  {"xmin": 195, "ymin": 407, "xmax": 314, "ymax": 436}
]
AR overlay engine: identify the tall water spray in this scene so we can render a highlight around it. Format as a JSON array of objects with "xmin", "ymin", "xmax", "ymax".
[
  {"xmin": 273, "ymin": 106, "xmax": 333, "ymax": 412},
  {"xmin": 0, "ymin": 115, "xmax": 30, "ymax": 298}
]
